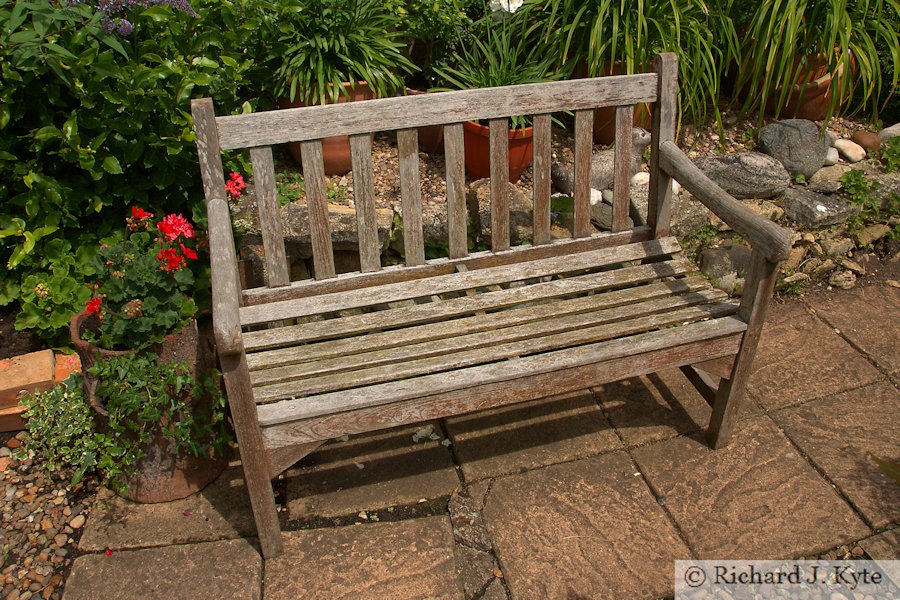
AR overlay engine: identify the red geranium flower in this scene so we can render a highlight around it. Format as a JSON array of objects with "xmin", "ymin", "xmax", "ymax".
[
  {"xmin": 157, "ymin": 214, "xmax": 195, "ymax": 241},
  {"xmin": 180, "ymin": 243, "xmax": 198, "ymax": 260},
  {"xmin": 86, "ymin": 297, "xmax": 102, "ymax": 314},
  {"xmin": 156, "ymin": 247, "xmax": 185, "ymax": 272},
  {"xmin": 131, "ymin": 206, "xmax": 153, "ymax": 220},
  {"xmin": 225, "ymin": 172, "xmax": 246, "ymax": 199}
]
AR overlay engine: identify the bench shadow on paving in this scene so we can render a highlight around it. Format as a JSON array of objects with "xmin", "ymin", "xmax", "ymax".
[{"xmin": 65, "ymin": 285, "xmax": 899, "ymax": 599}]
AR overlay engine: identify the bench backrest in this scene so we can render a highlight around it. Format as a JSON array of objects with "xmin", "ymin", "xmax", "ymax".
[{"xmin": 191, "ymin": 54, "xmax": 678, "ymax": 308}]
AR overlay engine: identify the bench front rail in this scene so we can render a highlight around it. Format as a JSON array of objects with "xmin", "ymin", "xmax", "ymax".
[{"xmin": 191, "ymin": 53, "xmax": 789, "ymax": 558}]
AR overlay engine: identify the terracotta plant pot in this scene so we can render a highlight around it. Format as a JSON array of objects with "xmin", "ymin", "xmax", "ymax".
[
  {"xmin": 279, "ymin": 82, "xmax": 376, "ymax": 176},
  {"xmin": 463, "ymin": 120, "xmax": 534, "ymax": 184},
  {"xmin": 70, "ymin": 313, "xmax": 227, "ymax": 503},
  {"xmin": 572, "ymin": 61, "xmax": 653, "ymax": 144},
  {"xmin": 762, "ymin": 55, "xmax": 852, "ymax": 121},
  {"xmin": 405, "ymin": 88, "xmax": 444, "ymax": 153}
]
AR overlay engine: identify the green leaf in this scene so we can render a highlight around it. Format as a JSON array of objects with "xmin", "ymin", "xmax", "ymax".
[{"xmin": 101, "ymin": 156, "xmax": 123, "ymax": 174}]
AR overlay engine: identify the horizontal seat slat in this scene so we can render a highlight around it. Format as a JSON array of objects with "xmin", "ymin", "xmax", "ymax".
[
  {"xmin": 216, "ymin": 75, "xmax": 658, "ymax": 150},
  {"xmin": 244, "ymin": 258, "xmax": 696, "ymax": 352},
  {"xmin": 246, "ymin": 274, "xmax": 710, "ymax": 370},
  {"xmin": 250, "ymin": 288, "xmax": 730, "ymax": 389},
  {"xmin": 252, "ymin": 301, "xmax": 737, "ymax": 404},
  {"xmin": 256, "ymin": 315, "xmax": 747, "ymax": 427},
  {"xmin": 239, "ymin": 237, "xmax": 681, "ymax": 326}
]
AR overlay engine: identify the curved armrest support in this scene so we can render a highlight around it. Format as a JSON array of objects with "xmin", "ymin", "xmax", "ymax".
[
  {"xmin": 659, "ymin": 141, "xmax": 792, "ymax": 262},
  {"xmin": 207, "ymin": 197, "xmax": 244, "ymax": 357}
]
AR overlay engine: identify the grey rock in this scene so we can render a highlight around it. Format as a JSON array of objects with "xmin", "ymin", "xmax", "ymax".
[
  {"xmin": 671, "ymin": 191, "xmax": 711, "ymax": 239},
  {"xmin": 778, "ymin": 272, "xmax": 811, "ymax": 291},
  {"xmin": 782, "ymin": 188, "xmax": 860, "ymax": 227},
  {"xmin": 810, "ymin": 180, "xmax": 842, "ymax": 194},
  {"xmin": 878, "ymin": 122, "xmax": 900, "ymax": 141},
  {"xmin": 810, "ymin": 164, "xmax": 851, "ymax": 185},
  {"xmin": 759, "ymin": 119, "xmax": 830, "ymax": 178},
  {"xmin": 820, "ymin": 237, "xmax": 854, "ymax": 257},
  {"xmin": 694, "ymin": 152, "xmax": 790, "ymax": 199},
  {"xmin": 823, "ymin": 147, "xmax": 839, "ymax": 166},
  {"xmin": 550, "ymin": 128, "xmax": 651, "ymax": 195},
  {"xmin": 829, "ymin": 270, "xmax": 857, "ymax": 289},
  {"xmin": 714, "ymin": 272, "xmax": 744, "ymax": 296},
  {"xmin": 699, "ymin": 244, "xmax": 752, "ymax": 280},
  {"xmin": 467, "ymin": 178, "xmax": 539, "ymax": 246}
]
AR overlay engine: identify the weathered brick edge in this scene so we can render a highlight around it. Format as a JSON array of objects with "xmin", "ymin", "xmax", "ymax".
[{"xmin": 0, "ymin": 350, "xmax": 81, "ymax": 432}]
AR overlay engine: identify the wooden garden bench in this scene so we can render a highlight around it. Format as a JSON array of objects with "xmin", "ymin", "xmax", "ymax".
[{"xmin": 191, "ymin": 53, "xmax": 790, "ymax": 558}]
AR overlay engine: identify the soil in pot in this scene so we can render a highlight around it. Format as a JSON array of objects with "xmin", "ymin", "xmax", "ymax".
[
  {"xmin": 279, "ymin": 82, "xmax": 376, "ymax": 176},
  {"xmin": 70, "ymin": 312, "xmax": 227, "ymax": 503},
  {"xmin": 405, "ymin": 88, "xmax": 444, "ymax": 154},
  {"xmin": 463, "ymin": 120, "xmax": 534, "ymax": 184}
]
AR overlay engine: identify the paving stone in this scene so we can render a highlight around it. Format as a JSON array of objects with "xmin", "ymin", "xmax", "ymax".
[
  {"xmin": 595, "ymin": 369, "xmax": 759, "ymax": 447},
  {"xmin": 264, "ymin": 517, "xmax": 462, "ymax": 599},
  {"xmin": 79, "ymin": 463, "xmax": 255, "ymax": 551},
  {"xmin": 63, "ymin": 538, "xmax": 261, "ymax": 600},
  {"xmin": 860, "ymin": 529, "xmax": 900, "ymax": 560},
  {"xmin": 482, "ymin": 451, "xmax": 690, "ymax": 599},
  {"xmin": 285, "ymin": 422, "xmax": 459, "ymax": 520},
  {"xmin": 444, "ymin": 391, "xmax": 621, "ymax": 481},
  {"xmin": 746, "ymin": 302, "xmax": 882, "ymax": 410},
  {"xmin": 806, "ymin": 284, "xmax": 900, "ymax": 375},
  {"xmin": 774, "ymin": 382, "xmax": 900, "ymax": 528},
  {"xmin": 453, "ymin": 544, "xmax": 496, "ymax": 598},
  {"xmin": 632, "ymin": 416, "xmax": 869, "ymax": 559}
]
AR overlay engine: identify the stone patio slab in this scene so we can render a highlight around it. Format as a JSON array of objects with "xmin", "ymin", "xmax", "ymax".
[
  {"xmin": 746, "ymin": 302, "xmax": 881, "ymax": 410},
  {"xmin": 774, "ymin": 381, "xmax": 900, "ymax": 528},
  {"xmin": 806, "ymin": 283, "xmax": 900, "ymax": 375},
  {"xmin": 79, "ymin": 463, "xmax": 255, "ymax": 551},
  {"xmin": 632, "ymin": 416, "xmax": 870, "ymax": 559},
  {"xmin": 285, "ymin": 422, "xmax": 459, "ymax": 520},
  {"xmin": 63, "ymin": 538, "xmax": 261, "ymax": 600},
  {"xmin": 860, "ymin": 529, "xmax": 900, "ymax": 560},
  {"xmin": 444, "ymin": 391, "xmax": 621, "ymax": 481},
  {"xmin": 482, "ymin": 451, "xmax": 690, "ymax": 599},
  {"xmin": 594, "ymin": 368, "xmax": 760, "ymax": 447},
  {"xmin": 264, "ymin": 517, "xmax": 462, "ymax": 599}
]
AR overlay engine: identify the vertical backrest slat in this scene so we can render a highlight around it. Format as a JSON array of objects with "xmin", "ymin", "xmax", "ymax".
[
  {"xmin": 489, "ymin": 118, "xmax": 510, "ymax": 252},
  {"xmin": 191, "ymin": 98, "xmax": 227, "ymax": 206},
  {"xmin": 612, "ymin": 105, "xmax": 634, "ymax": 233},
  {"xmin": 573, "ymin": 109, "xmax": 593, "ymax": 238},
  {"xmin": 397, "ymin": 128, "xmax": 426, "ymax": 266},
  {"xmin": 249, "ymin": 146, "xmax": 290, "ymax": 287},
  {"xmin": 349, "ymin": 134, "xmax": 382, "ymax": 273},
  {"xmin": 648, "ymin": 53, "xmax": 678, "ymax": 237},
  {"xmin": 444, "ymin": 123, "xmax": 467, "ymax": 259},
  {"xmin": 299, "ymin": 140, "xmax": 336, "ymax": 279},
  {"xmin": 531, "ymin": 114, "xmax": 552, "ymax": 246}
]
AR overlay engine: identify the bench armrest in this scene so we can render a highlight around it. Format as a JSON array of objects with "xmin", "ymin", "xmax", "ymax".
[
  {"xmin": 659, "ymin": 141, "xmax": 792, "ymax": 263},
  {"xmin": 207, "ymin": 197, "xmax": 244, "ymax": 357}
]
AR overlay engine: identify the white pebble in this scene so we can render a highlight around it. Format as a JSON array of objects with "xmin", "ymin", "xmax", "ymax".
[{"xmin": 834, "ymin": 139, "xmax": 866, "ymax": 163}]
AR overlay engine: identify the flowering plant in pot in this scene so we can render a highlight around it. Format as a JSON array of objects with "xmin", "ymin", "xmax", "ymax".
[
  {"xmin": 268, "ymin": 0, "xmax": 416, "ymax": 174},
  {"xmin": 434, "ymin": 5, "xmax": 561, "ymax": 182},
  {"xmin": 69, "ymin": 206, "xmax": 230, "ymax": 502}
]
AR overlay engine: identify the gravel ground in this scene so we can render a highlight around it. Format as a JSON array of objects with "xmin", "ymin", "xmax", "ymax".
[{"xmin": 0, "ymin": 432, "xmax": 99, "ymax": 600}]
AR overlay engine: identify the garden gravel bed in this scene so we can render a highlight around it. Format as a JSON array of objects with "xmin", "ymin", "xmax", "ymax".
[{"xmin": 0, "ymin": 432, "xmax": 99, "ymax": 600}]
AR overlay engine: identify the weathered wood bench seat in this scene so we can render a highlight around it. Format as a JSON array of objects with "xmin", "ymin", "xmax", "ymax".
[{"xmin": 191, "ymin": 53, "xmax": 790, "ymax": 558}]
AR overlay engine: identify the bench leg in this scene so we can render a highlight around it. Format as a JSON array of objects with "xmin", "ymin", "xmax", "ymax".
[
  {"xmin": 220, "ymin": 353, "xmax": 284, "ymax": 558},
  {"xmin": 706, "ymin": 253, "xmax": 779, "ymax": 449}
]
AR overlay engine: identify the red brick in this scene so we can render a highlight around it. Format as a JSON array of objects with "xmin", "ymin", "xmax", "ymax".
[
  {"xmin": 53, "ymin": 352, "xmax": 82, "ymax": 383},
  {"xmin": 0, "ymin": 350, "xmax": 54, "ymax": 409},
  {"xmin": 0, "ymin": 405, "xmax": 27, "ymax": 433}
]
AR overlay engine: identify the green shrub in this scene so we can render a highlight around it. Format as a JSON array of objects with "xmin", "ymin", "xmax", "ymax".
[
  {"xmin": 0, "ymin": 0, "xmax": 267, "ymax": 342},
  {"xmin": 878, "ymin": 136, "xmax": 900, "ymax": 173}
]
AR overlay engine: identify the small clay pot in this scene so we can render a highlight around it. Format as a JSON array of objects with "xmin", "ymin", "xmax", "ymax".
[{"xmin": 462, "ymin": 120, "xmax": 534, "ymax": 184}]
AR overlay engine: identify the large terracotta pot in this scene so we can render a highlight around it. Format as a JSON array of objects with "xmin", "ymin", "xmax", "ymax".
[
  {"xmin": 70, "ymin": 313, "xmax": 227, "ymax": 503},
  {"xmin": 279, "ymin": 82, "xmax": 376, "ymax": 176},
  {"xmin": 463, "ymin": 120, "xmax": 534, "ymax": 184},
  {"xmin": 572, "ymin": 61, "xmax": 652, "ymax": 144},
  {"xmin": 405, "ymin": 88, "xmax": 444, "ymax": 154},
  {"xmin": 762, "ymin": 55, "xmax": 851, "ymax": 121}
]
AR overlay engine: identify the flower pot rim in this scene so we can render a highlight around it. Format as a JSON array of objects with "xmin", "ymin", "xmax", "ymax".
[{"xmin": 463, "ymin": 119, "xmax": 533, "ymax": 138}]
